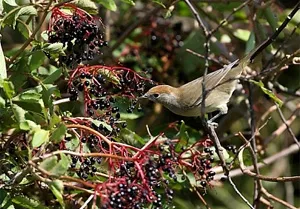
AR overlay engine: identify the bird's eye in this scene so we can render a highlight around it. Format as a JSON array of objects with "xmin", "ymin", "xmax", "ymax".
[{"xmin": 153, "ymin": 93, "xmax": 159, "ymax": 98}]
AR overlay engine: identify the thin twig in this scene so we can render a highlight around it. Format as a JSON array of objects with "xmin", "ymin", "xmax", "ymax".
[
  {"xmin": 261, "ymin": 188, "xmax": 297, "ymax": 209},
  {"xmin": 275, "ymin": 103, "xmax": 300, "ymax": 149}
]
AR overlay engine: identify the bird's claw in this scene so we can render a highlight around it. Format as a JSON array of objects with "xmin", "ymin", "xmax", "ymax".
[{"xmin": 207, "ymin": 120, "xmax": 218, "ymax": 128}]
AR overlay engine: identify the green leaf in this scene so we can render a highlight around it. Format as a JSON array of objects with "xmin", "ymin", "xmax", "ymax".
[
  {"xmin": 12, "ymin": 196, "xmax": 48, "ymax": 209},
  {"xmin": 120, "ymin": 112, "xmax": 143, "ymax": 119},
  {"xmin": 49, "ymin": 180, "xmax": 65, "ymax": 208},
  {"xmin": 50, "ymin": 153, "xmax": 70, "ymax": 176},
  {"xmin": 42, "ymin": 68, "xmax": 62, "ymax": 84},
  {"xmin": 75, "ymin": 0, "xmax": 98, "ymax": 14},
  {"xmin": 39, "ymin": 154, "xmax": 70, "ymax": 176},
  {"xmin": 13, "ymin": 92, "xmax": 41, "ymax": 102},
  {"xmin": 13, "ymin": 6, "xmax": 37, "ymax": 28},
  {"xmin": 42, "ymin": 43, "xmax": 65, "ymax": 57},
  {"xmin": 0, "ymin": 39, "xmax": 7, "ymax": 79},
  {"xmin": 12, "ymin": 104, "xmax": 39, "ymax": 130},
  {"xmin": 12, "ymin": 103, "xmax": 26, "ymax": 122},
  {"xmin": 263, "ymin": 7, "xmax": 278, "ymax": 34},
  {"xmin": 121, "ymin": 0, "xmax": 135, "ymax": 5},
  {"xmin": 94, "ymin": 0, "xmax": 117, "ymax": 11},
  {"xmin": 3, "ymin": 0, "xmax": 18, "ymax": 7},
  {"xmin": 152, "ymin": 0, "xmax": 166, "ymax": 8},
  {"xmin": 16, "ymin": 21, "xmax": 30, "ymax": 39},
  {"xmin": 119, "ymin": 128, "xmax": 144, "ymax": 146},
  {"xmin": 50, "ymin": 124, "xmax": 67, "ymax": 143},
  {"xmin": 233, "ymin": 29, "xmax": 250, "ymax": 42},
  {"xmin": 92, "ymin": 119, "xmax": 112, "ymax": 132},
  {"xmin": 40, "ymin": 156, "xmax": 57, "ymax": 171},
  {"xmin": 0, "ymin": 96, "xmax": 5, "ymax": 108},
  {"xmin": 175, "ymin": 121, "xmax": 189, "ymax": 152},
  {"xmin": 28, "ymin": 50, "xmax": 46, "ymax": 72},
  {"xmin": 246, "ymin": 31, "xmax": 255, "ymax": 54},
  {"xmin": 0, "ymin": 80, "xmax": 15, "ymax": 99},
  {"xmin": 250, "ymin": 80, "xmax": 283, "ymax": 106},
  {"xmin": 31, "ymin": 128, "xmax": 49, "ymax": 148}
]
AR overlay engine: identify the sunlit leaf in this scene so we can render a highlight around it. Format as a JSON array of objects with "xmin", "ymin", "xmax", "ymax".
[
  {"xmin": 12, "ymin": 196, "xmax": 48, "ymax": 209},
  {"xmin": 0, "ymin": 39, "xmax": 7, "ymax": 79},
  {"xmin": 31, "ymin": 128, "xmax": 49, "ymax": 148},
  {"xmin": 49, "ymin": 180, "xmax": 65, "ymax": 208}
]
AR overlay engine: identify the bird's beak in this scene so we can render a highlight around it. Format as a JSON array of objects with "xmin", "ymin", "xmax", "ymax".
[{"xmin": 138, "ymin": 94, "xmax": 148, "ymax": 100}]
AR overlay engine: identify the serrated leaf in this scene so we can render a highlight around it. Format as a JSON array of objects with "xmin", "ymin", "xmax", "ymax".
[
  {"xmin": 75, "ymin": 0, "xmax": 98, "ymax": 14},
  {"xmin": 12, "ymin": 196, "xmax": 48, "ymax": 209},
  {"xmin": 13, "ymin": 6, "xmax": 37, "ymax": 28},
  {"xmin": 40, "ymin": 156, "xmax": 57, "ymax": 171},
  {"xmin": 94, "ymin": 0, "xmax": 117, "ymax": 11},
  {"xmin": 0, "ymin": 39, "xmax": 7, "ymax": 79},
  {"xmin": 250, "ymin": 80, "xmax": 283, "ymax": 106},
  {"xmin": 31, "ymin": 129, "xmax": 49, "ymax": 148},
  {"xmin": 49, "ymin": 180, "xmax": 64, "ymax": 208},
  {"xmin": 50, "ymin": 124, "xmax": 67, "ymax": 143},
  {"xmin": 13, "ymin": 92, "xmax": 41, "ymax": 102}
]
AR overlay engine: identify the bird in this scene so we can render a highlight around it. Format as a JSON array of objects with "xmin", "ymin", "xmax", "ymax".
[{"xmin": 140, "ymin": 58, "xmax": 250, "ymax": 124}]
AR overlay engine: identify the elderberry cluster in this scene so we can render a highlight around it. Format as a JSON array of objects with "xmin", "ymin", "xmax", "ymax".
[
  {"xmin": 106, "ymin": 140, "xmax": 178, "ymax": 208},
  {"xmin": 70, "ymin": 155, "xmax": 102, "ymax": 179},
  {"xmin": 225, "ymin": 145, "xmax": 238, "ymax": 154},
  {"xmin": 48, "ymin": 8, "xmax": 107, "ymax": 66},
  {"xmin": 68, "ymin": 67, "xmax": 150, "ymax": 137},
  {"xmin": 196, "ymin": 147, "xmax": 216, "ymax": 187}
]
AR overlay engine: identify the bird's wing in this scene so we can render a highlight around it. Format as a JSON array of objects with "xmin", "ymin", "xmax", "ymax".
[{"xmin": 179, "ymin": 59, "xmax": 240, "ymax": 108}]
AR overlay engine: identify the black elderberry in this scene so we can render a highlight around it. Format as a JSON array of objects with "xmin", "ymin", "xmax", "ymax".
[
  {"xmin": 91, "ymin": 166, "xmax": 97, "ymax": 172},
  {"xmin": 127, "ymin": 107, "xmax": 133, "ymax": 113},
  {"xmin": 122, "ymin": 123, "xmax": 127, "ymax": 128},
  {"xmin": 200, "ymin": 181, "xmax": 207, "ymax": 187},
  {"xmin": 112, "ymin": 106, "xmax": 119, "ymax": 113},
  {"xmin": 84, "ymin": 80, "xmax": 90, "ymax": 86},
  {"xmin": 81, "ymin": 137, "xmax": 87, "ymax": 143},
  {"xmin": 78, "ymin": 83, "xmax": 84, "ymax": 91},
  {"xmin": 92, "ymin": 102, "xmax": 99, "ymax": 110},
  {"xmin": 115, "ymin": 112, "xmax": 120, "ymax": 119},
  {"xmin": 208, "ymin": 170, "xmax": 215, "ymax": 176}
]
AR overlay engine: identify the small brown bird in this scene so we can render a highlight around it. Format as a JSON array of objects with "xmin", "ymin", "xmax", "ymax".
[{"xmin": 141, "ymin": 58, "xmax": 249, "ymax": 123}]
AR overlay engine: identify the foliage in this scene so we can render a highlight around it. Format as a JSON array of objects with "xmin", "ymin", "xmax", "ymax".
[{"xmin": 0, "ymin": 0, "xmax": 299, "ymax": 209}]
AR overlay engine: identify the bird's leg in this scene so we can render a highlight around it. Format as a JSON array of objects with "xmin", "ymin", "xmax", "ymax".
[
  {"xmin": 207, "ymin": 106, "xmax": 228, "ymax": 127},
  {"xmin": 207, "ymin": 112, "xmax": 222, "ymax": 127}
]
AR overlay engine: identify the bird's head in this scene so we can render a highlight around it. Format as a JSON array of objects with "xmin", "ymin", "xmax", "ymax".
[{"xmin": 139, "ymin": 85, "xmax": 179, "ymax": 106}]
